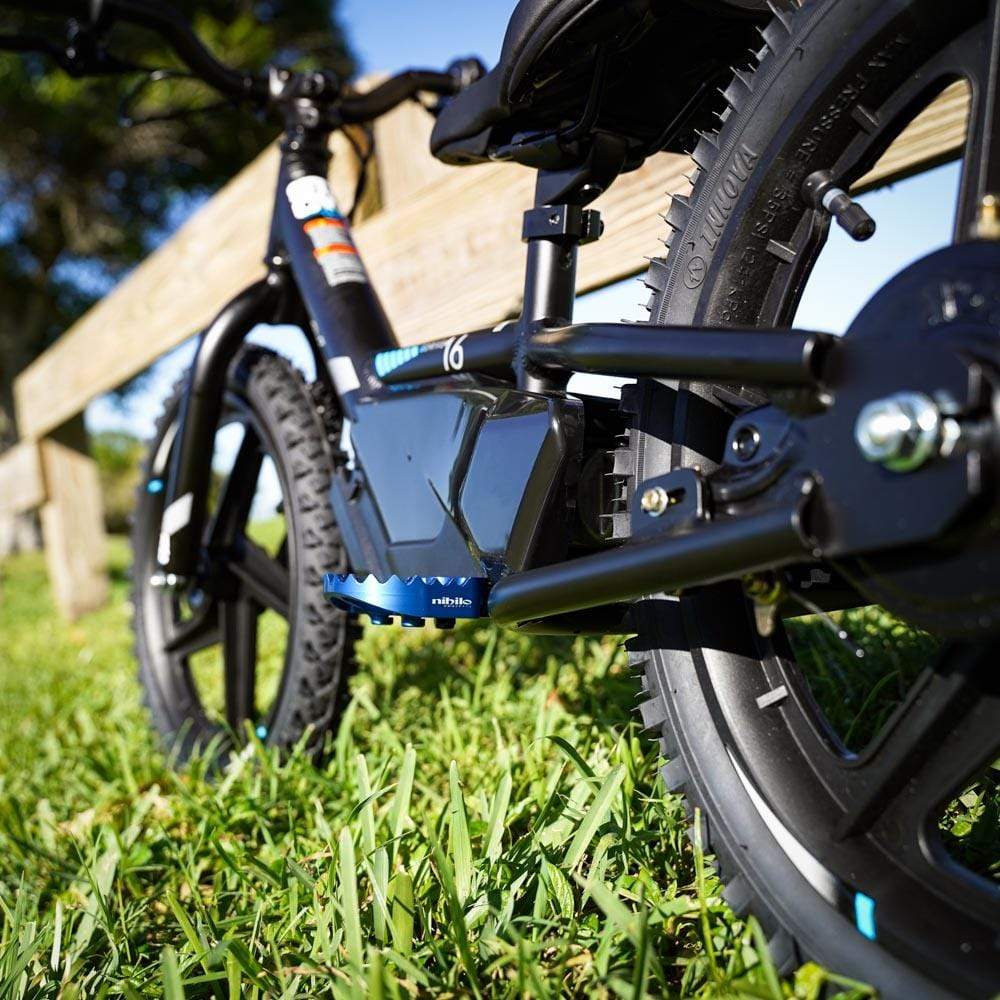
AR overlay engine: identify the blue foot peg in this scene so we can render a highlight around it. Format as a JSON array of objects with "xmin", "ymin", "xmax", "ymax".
[{"xmin": 323, "ymin": 573, "xmax": 490, "ymax": 627}]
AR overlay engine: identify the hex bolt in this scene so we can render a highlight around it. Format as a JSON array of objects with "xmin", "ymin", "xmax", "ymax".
[
  {"xmin": 640, "ymin": 486, "xmax": 670, "ymax": 517},
  {"xmin": 855, "ymin": 391, "xmax": 943, "ymax": 472},
  {"xmin": 732, "ymin": 424, "xmax": 761, "ymax": 462}
]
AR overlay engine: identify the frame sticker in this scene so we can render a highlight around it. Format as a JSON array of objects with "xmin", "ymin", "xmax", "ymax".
[{"xmin": 285, "ymin": 175, "xmax": 368, "ymax": 287}]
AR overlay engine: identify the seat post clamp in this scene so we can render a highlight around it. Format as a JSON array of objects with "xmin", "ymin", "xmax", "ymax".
[{"xmin": 522, "ymin": 205, "xmax": 604, "ymax": 245}]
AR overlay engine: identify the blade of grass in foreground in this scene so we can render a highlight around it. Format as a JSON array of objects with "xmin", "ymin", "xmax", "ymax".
[
  {"xmin": 449, "ymin": 761, "xmax": 473, "ymax": 904},
  {"xmin": 161, "ymin": 946, "xmax": 185, "ymax": 1000},
  {"xmin": 389, "ymin": 745, "xmax": 416, "ymax": 854},
  {"xmin": 431, "ymin": 836, "xmax": 481, "ymax": 997},
  {"xmin": 484, "ymin": 766, "xmax": 512, "ymax": 865},
  {"xmin": 563, "ymin": 764, "xmax": 625, "ymax": 870},
  {"xmin": 338, "ymin": 827, "xmax": 364, "ymax": 975}
]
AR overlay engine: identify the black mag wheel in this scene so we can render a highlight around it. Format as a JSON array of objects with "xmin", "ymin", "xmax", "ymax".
[
  {"xmin": 630, "ymin": 0, "xmax": 1000, "ymax": 996},
  {"xmin": 132, "ymin": 347, "xmax": 360, "ymax": 762}
]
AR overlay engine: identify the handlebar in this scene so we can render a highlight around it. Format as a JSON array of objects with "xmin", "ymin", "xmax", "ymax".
[
  {"xmin": 337, "ymin": 65, "xmax": 476, "ymax": 123},
  {"xmin": 1, "ymin": 0, "xmax": 483, "ymax": 123},
  {"xmin": 6, "ymin": 0, "xmax": 265, "ymax": 99}
]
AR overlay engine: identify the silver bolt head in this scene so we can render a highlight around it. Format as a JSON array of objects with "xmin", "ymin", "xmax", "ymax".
[
  {"xmin": 640, "ymin": 486, "xmax": 669, "ymax": 516},
  {"xmin": 855, "ymin": 391, "xmax": 942, "ymax": 472}
]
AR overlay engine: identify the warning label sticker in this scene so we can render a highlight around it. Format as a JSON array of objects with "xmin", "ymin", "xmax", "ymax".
[{"xmin": 285, "ymin": 175, "xmax": 368, "ymax": 287}]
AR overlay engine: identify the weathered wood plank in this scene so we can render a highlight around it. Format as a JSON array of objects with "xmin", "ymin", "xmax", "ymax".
[
  {"xmin": 0, "ymin": 441, "xmax": 45, "ymax": 517},
  {"xmin": 374, "ymin": 98, "xmax": 454, "ymax": 209},
  {"xmin": 856, "ymin": 81, "xmax": 968, "ymax": 193},
  {"xmin": 38, "ymin": 440, "xmax": 108, "ymax": 619},
  {"xmin": 357, "ymin": 151, "xmax": 692, "ymax": 345}
]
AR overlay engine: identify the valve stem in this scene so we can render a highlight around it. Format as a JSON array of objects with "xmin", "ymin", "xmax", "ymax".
[{"xmin": 803, "ymin": 170, "xmax": 877, "ymax": 242}]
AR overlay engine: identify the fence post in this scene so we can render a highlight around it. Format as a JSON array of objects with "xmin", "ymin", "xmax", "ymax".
[{"xmin": 38, "ymin": 424, "xmax": 108, "ymax": 620}]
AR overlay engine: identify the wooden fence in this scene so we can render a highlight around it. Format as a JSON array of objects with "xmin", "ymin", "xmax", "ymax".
[{"xmin": 0, "ymin": 80, "xmax": 970, "ymax": 618}]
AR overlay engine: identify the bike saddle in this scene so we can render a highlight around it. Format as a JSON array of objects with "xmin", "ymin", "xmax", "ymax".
[
  {"xmin": 431, "ymin": 0, "xmax": 627, "ymax": 166},
  {"xmin": 431, "ymin": 0, "xmax": 765, "ymax": 169}
]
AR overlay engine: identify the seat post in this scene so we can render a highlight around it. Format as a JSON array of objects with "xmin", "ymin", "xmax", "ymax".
[{"xmin": 517, "ymin": 171, "xmax": 605, "ymax": 393}]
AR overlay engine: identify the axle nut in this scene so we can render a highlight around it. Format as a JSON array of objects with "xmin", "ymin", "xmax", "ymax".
[
  {"xmin": 640, "ymin": 486, "xmax": 670, "ymax": 517},
  {"xmin": 855, "ymin": 391, "xmax": 942, "ymax": 472}
]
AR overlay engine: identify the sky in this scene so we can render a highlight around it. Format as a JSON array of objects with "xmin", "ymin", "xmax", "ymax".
[{"xmin": 86, "ymin": 1, "xmax": 962, "ymax": 447}]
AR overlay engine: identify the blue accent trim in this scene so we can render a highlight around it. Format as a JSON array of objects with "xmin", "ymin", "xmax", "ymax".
[
  {"xmin": 324, "ymin": 573, "xmax": 489, "ymax": 625},
  {"xmin": 854, "ymin": 892, "xmax": 877, "ymax": 940},
  {"xmin": 146, "ymin": 479, "xmax": 164, "ymax": 495},
  {"xmin": 373, "ymin": 345, "xmax": 424, "ymax": 379}
]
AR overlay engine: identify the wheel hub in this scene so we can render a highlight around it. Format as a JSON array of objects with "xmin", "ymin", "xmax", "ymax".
[{"xmin": 829, "ymin": 242, "xmax": 1000, "ymax": 634}]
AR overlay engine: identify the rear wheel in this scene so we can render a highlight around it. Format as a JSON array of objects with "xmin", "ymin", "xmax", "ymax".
[
  {"xmin": 132, "ymin": 348, "xmax": 359, "ymax": 761},
  {"xmin": 632, "ymin": 0, "xmax": 1000, "ymax": 995}
]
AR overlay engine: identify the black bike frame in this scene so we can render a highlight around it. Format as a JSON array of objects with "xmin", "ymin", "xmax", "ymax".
[
  {"xmin": 157, "ymin": 123, "xmax": 398, "ymax": 578},
  {"xmin": 157, "ymin": 118, "xmax": 621, "ymax": 580},
  {"xmin": 155, "ymin": 0, "xmax": 1000, "ymax": 641}
]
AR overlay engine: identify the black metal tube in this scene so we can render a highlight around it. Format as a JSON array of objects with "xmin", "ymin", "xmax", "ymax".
[
  {"xmin": 339, "ymin": 70, "xmax": 460, "ymax": 123},
  {"xmin": 375, "ymin": 326, "xmax": 519, "ymax": 384},
  {"xmin": 276, "ymin": 146, "xmax": 397, "ymax": 411},
  {"xmin": 489, "ymin": 504, "xmax": 811, "ymax": 626},
  {"xmin": 158, "ymin": 274, "xmax": 284, "ymax": 577},
  {"xmin": 526, "ymin": 323, "xmax": 830, "ymax": 387}
]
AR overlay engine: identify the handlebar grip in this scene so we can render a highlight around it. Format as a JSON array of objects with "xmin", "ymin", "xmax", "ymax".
[
  {"xmin": 338, "ymin": 61, "xmax": 485, "ymax": 124},
  {"xmin": 337, "ymin": 70, "xmax": 456, "ymax": 123},
  {"xmin": 5, "ymin": 0, "xmax": 265, "ymax": 102}
]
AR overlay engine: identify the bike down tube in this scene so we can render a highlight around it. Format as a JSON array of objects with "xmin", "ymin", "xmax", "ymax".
[{"xmin": 274, "ymin": 133, "xmax": 397, "ymax": 414}]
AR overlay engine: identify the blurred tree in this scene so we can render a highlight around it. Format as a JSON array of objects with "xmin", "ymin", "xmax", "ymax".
[{"xmin": 0, "ymin": 1, "xmax": 356, "ymax": 447}]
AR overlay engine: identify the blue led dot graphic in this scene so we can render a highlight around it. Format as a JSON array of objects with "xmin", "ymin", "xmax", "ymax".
[{"xmin": 854, "ymin": 892, "xmax": 877, "ymax": 941}]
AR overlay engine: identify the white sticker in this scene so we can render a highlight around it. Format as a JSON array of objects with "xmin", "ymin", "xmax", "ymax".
[
  {"xmin": 162, "ymin": 492, "xmax": 193, "ymax": 536},
  {"xmin": 157, "ymin": 491, "xmax": 193, "ymax": 566},
  {"xmin": 329, "ymin": 356, "xmax": 361, "ymax": 394},
  {"xmin": 286, "ymin": 175, "xmax": 338, "ymax": 220},
  {"xmin": 443, "ymin": 334, "xmax": 467, "ymax": 372},
  {"xmin": 315, "ymin": 249, "xmax": 368, "ymax": 286}
]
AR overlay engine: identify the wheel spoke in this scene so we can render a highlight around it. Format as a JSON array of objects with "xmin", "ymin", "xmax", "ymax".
[
  {"xmin": 164, "ymin": 602, "xmax": 221, "ymax": 658},
  {"xmin": 220, "ymin": 597, "xmax": 259, "ymax": 730},
  {"xmin": 834, "ymin": 642, "xmax": 1000, "ymax": 840},
  {"xmin": 207, "ymin": 423, "xmax": 264, "ymax": 549},
  {"xmin": 228, "ymin": 537, "xmax": 291, "ymax": 619}
]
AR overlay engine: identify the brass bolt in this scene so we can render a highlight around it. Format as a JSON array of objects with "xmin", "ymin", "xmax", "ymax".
[
  {"xmin": 976, "ymin": 194, "xmax": 1000, "ymax": 240},
  {"xmin": 640, "ymin": 486, "xmax": 669, "ymax": 517}
]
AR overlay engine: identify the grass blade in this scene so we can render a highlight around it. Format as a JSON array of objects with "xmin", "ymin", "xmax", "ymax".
[
  {"xmin": 338, "ymin": 827, "xmax": 364, "ymax": 974},
  {"xmin": 563, "ymin": 765, "xmax": 625, "ymax": 870},
  {"xmin": 449, "ymin": 761, "xmax": 473, "ymax": 904},
  {"xmin": 389, "ymin": 871, "xmax": 415, "ymax": 957},
  {"xmin": 389, "ymin": 745, "xmax": 416, "ymax": 853},
  {"xmin": 484, "ymin": 767, "xmax": 512, "ymax": 864},
  {"xmin": 161, "ymin": 946, "xmax": 185, "ymax": 1000},
  {"xmin": 431, "ymin": 836, "xmax": 481, "ymax": 997}
]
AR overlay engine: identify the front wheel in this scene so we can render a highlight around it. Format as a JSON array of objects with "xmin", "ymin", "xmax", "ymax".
[{"xmin": 131, "ymin": 347, "xmax": 360, "ymax": 761}]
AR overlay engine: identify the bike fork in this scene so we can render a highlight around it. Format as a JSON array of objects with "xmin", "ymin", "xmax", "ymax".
[{"xmin": 153, "ymin": 270, "xmax": 287, "ymax": 584}]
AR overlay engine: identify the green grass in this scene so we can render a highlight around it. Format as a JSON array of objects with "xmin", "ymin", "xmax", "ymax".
[{"xmin": 0, "ymin": 540, "xmax": 988, "ymax": 997}]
